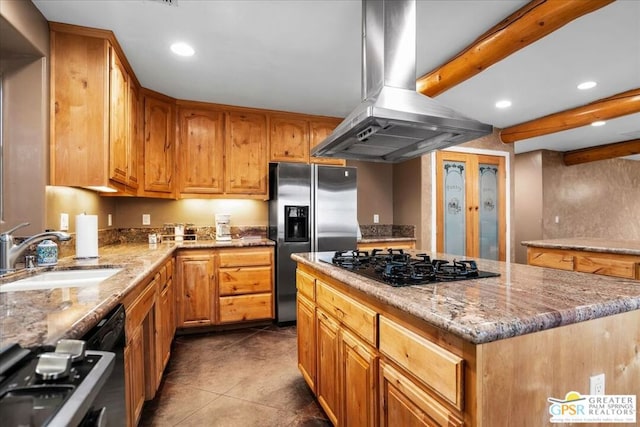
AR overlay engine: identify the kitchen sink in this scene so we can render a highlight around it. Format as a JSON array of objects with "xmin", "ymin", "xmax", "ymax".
[{"xmin": 0, "ymin": 268, "xmax": 123, "ymax": 292}]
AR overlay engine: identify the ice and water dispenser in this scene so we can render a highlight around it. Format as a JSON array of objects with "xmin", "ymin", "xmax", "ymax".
[{"xmin": 285, "ymin": 206, "xmax": 308, "ymax": 242}]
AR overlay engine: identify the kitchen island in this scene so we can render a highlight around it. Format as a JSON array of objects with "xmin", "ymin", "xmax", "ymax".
[{"xmin": 292, "ymin": 251, "xmax": 640, "ymax": 426}]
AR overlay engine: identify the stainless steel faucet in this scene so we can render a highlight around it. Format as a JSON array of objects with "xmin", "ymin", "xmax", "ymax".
[{"xmin": 0, "ymin": 222, "xmax": 72, "ymax": 273}]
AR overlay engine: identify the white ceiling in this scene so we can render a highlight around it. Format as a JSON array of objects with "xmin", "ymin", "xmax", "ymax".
[{"xmin": 32, "ymin": 0, "xmax": 640, "ymax": 159}]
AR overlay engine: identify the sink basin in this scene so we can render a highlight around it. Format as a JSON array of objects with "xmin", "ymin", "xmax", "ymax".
[{"xmin": 0, "ymin": 268, "xmax": 123, "ymax": 292}]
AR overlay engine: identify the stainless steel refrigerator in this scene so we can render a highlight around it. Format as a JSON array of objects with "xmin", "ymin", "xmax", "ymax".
[{"xmin": 269, "ymin": 162, "xmax": 358, "ymax": 324}]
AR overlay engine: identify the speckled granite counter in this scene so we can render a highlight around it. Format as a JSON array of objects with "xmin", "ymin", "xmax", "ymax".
[
  {"xmin": 521, "ymin": 237, "xmax": 640, "ymax": 256},
  {"xmin": 292, "ymin": 251, "xmax": 640, "ymax": 344},
  {"xmin": 0, "ymin": 238, "xmax": 274, "ymax": 349}
]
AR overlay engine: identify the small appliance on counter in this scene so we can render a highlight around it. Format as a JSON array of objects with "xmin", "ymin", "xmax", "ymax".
[{"xmin": 215, "ymin": 214, "xmax": 231, "ymax": 241}]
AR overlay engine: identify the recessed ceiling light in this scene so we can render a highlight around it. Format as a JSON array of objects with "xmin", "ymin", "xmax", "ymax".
[
  {"xmin": 577, "ymin": 81, "xmax": 597, "ymax": 90},
  {"xmin": 170, "ymin": 42, "xmax": 194, "ymax": 57},
  {"xmin": 591, "ymin": 120, "xmax": 606, "ymax": 127},
  {"xmin": 495, "ymin": 100, "xmax": 512, "ymax": 109}
]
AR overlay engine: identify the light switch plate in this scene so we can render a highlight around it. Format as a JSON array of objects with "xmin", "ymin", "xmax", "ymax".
[
  {"xmin": 60, "ymin": 213, "xmax": 69, "ymax": 231},
  {"xmin": 373, "ymin": 214, "xmax": 379, "ymax": 224},
  {"xmin": 142, "ymin": 214, "xmax": 151, "ymax": 225},
  {"xmin": 107, "ymin": 214, "xmax": 112, "ymax": 227}
]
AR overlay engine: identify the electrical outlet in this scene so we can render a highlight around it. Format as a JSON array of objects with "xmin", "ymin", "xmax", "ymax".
[
  {"xmin": 142, "ymin": 214, "xmax": 151, "ymax": 225},
  {"xmin": 60, "ymin": 213, "xmax": 69, "ymax": 231},
  {"xmin": 555, "ymin": 215, "xmax": 560, "ymax": 224},
  {"xmin": 590, "ymin": 373, "xmax": 605, "ymax": 395},
  {"xmin": 373, "ymin": 214, "xmax": 379, "ymax": 224},
  {"xmin": 107, "ymin": 214, "xmax": 113, "ymax": 227}
]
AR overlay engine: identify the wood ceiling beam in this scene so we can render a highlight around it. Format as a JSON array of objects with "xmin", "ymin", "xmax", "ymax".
[
  {"xmin": 416, "ymin": 0, "xmax": 615, "ymax": 97},
  {"xmin": 563, "ymin": 139, "xmax": 640, "ymax": 166},
  {"xmin": 500, "ymin": 88, "xmax": 640, "ymax": 143}
]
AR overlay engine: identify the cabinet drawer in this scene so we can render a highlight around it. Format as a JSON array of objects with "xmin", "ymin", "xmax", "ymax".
[
  {"xmin": 219, "ymin": 266, "xmax": 272, "ymax": 295},
  {"xmin": 527, "ymin": 249, "xmax": 574, "ymax": 271},
  {"xmin": 125, "ymin": 278, "xmax": 157, "ymax": 339},
  {"xmin": 219, "ymin": 293, "xmax": 273, "ymax": 323},
  {"xmin": 316, "ymin": 281, "xmax": 377, "ymax": 346},
  {"xmin": 575, "ymin": 255, "xmax": 639, "ymax": 279},
  {"xmin": 379, "ymin": 316, "xmax": 464, "ymax": 409},
  {"xmin": 296, "ymin": 269, "xmax": 315, "ymax": 300},
  {"xmin": 219, "ymin": 248, "xmax": 272, "ymax": 267}
]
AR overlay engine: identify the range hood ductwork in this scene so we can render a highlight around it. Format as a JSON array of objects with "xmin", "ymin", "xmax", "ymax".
[{"xmin": 312, "ymin": 0, "xmax": 493, "ymax": 163}]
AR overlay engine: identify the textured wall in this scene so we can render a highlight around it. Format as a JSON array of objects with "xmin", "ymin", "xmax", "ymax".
[
  {"xmin": 514, "ymin": 152, "xmax": 544, "ymax": 264},
  {"xmin": 347, "ymin": 160, "xmax": 394, "ymax": 225},
  {"xmin": 392, "ymin": 157, "xmax": 424, "ymax": 248},
  {"xmin": 541, "ymin": 151, "xmax": 640, "ymax": 240}
]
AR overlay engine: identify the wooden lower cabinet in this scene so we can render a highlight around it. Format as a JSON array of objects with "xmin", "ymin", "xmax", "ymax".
[
  {"xmin": 125, "ymin": 324, "xmax": 146, "ymax": 427},
  {"xmin": 176, "ymin": 246, "xmax": 274, "ymax": 329},
  {"xmin": 357, "ymin": 241, "xmax": 416, "ymax": 252},
  {"xmin": 296, "ymin": 265, "xmax": 462, "ymax": 427},
  {"xmin": 379, "ymin": 361, "xmax": 462, "ymax": 427},
  {"xmin": 527, "ymin": 246, "xmax": 640, "ymax": 279},
  {"xmin": 316, "ymin": 308, "xmax": 341, "ymax": 425},
  {"xmin": 297, "ymin": 293, "xmax": 316, "ymax": 391},
  {"xmin": 341, "ymin": 328, "xmax": 378, "ymax": 427},
  {"xmin": 154, "ymin": 260, "xmax": 175, "ymax": 386},
  {"xmin": 176, "ymin": 250, "xmax": 215, "ymax": 327}
]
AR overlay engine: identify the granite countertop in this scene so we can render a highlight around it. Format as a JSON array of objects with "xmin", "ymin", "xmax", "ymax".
[
  {"xmin": 292, "ymin": 251, "xmax": 640, "ymax": 345},
  {"xmin": 0, "ymin": 238, "xmax": 274, "ymax": 349},
  {"xmin": 521, "ymin": 238, "xmax": 640, "ymax": 256}
]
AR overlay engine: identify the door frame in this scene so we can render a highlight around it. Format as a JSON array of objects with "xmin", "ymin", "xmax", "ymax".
[{"xmin": 430, "ymin": 147, "xmax": 511, "ymax": 261}]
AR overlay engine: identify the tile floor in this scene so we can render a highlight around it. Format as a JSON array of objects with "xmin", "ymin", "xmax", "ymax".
[{"xmin": 140, "ymin": 325, "xmax": 331, "ymax": 426}]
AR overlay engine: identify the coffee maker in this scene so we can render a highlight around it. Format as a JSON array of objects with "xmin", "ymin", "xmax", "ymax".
[{"xmin": 215, "ymin": 214, "xmax": 231, "ymax": 241}]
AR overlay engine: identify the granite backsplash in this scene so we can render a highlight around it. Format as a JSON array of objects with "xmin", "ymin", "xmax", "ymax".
[
  {"xmin": 17, "ymin": 226, "xmax": 268, "ymax": 260},
  {"xmin": 359, "ymin": 224, "xmax": 415, "ymax": 238}
]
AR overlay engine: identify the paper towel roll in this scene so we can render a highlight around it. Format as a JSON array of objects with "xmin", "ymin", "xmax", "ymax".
[{"xmin": 76, "ymin": 214, "xmax": 99, "ymax": 258}]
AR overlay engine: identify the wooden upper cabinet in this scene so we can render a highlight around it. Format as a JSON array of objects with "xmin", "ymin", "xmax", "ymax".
[
  {"xmin": 128, "ymin": 80, "xmax": 142, "ymax": 190},
  {"xmin": 143, "ymin": 92, "xmax": 175, "ymax": 196},
  {"xmin": 50, "ymin": 29, "xmax": 110, "ymax": 188},
  {"xmin": 177, "ymin": 107, "xmax": 225, "ymax": 195},
  {"xmin": 225, "ymin": 111, "xmax": 268, "ymax": 196},
  {"xmin": 109, "ymin": 47, "xmax": 129, "ymax": 186},
  {"xmin": 50, "ymin": 24, "xmax": 139, "ymax": 194},
  {"xmin": 309, "ymin": 119, "xmax": 346, "ymax": 166},
  {"xmin": 269, "ymin": 115, "xmax": 309, "ymax": 163}
]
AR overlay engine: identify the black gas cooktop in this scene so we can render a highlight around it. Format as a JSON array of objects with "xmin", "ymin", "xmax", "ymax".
[{"xmin": 322, "ymin": 249, "xmax": 500, "ymax": 287}]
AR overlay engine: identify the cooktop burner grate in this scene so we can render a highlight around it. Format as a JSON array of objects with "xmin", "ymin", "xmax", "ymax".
[{"xmin": 326, "ymin": 249, "xmax": 499, "ymax": 287}]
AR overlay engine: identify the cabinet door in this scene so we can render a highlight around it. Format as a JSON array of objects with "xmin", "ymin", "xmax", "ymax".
[
  {"xmin": 178, "ymin": 108, "xmax": 225, "ymax": 194},
  {"xmin": 144, "ymin": 94, "xmax": 175, "ymax": 194},
  {"xmin": 436, "ymin": 151, "xmax": 506, "ymax": 261},
  {"xmin": 176, "ymin": 252, "xmax": 215, "ymax": 327},
  {"xmin": 125, "ymin": 324, "xmax": 146, "ymax": 427},
  {"xmin": 50, "ymin": 31, "xmax": 109, "ymax": 187},
  {"xmin": 155, "ymin": 276, "xmax": 172, "ymax": 385},
  {"xmin": 316, "ymin": 308, "xmax": 341, "ymax": 425},
  {"xmin": 309, "ymin": 119, "xmax": 346, "ymax": 166},
  {"xmin": 379, "ymin": 361, "xmax": 463, "ymax": 427},
  {"xmin": 297, "ymin": 294, "xmax": 316, "ymax": 392},
  {"xmin": 128, "ymin": 80, "xmax": 142, "ymax": 190},
  {"xmin": 109, "ymin": 47, "xmax": 129, "ymax": 186},
  {"xmin": 270, "ymin": 115, "xmax": 309, "ymax": 163},
  {"xmin": 225, "ymin": 111, "xmax": 268, "ymax": 195},
  {"xmin": 341, "ymin": 329, "xmax": 378, "ymax": 427}
]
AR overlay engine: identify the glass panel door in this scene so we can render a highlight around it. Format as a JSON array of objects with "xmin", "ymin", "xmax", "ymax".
[
  {"xmin": 478, "ymin": 164, "xmax": 499, "ymax": 260},
  {"xmin": 443, "ymin": 161, "xmax": 466, "ymax": 257}
]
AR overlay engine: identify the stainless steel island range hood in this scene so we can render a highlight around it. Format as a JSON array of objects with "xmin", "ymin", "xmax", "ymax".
[{"xmin": 311, "ymin": 0, "xmax": 493, "ymax": 163}]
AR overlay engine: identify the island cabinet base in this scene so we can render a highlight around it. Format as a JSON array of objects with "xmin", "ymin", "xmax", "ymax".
[
  {"xmin": 295, "ymin": 263, "xmax": 640, "ymax": 427},
  {"xmin": 527, "ymin": 246, "xmax": 640, "ymax": 279}
]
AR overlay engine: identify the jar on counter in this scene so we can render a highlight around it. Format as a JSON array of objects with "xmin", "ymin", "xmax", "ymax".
[{"xmin": 37, "ymin": 240, "xmax": 58, "ymax": 266}]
